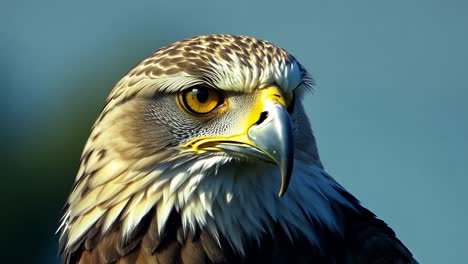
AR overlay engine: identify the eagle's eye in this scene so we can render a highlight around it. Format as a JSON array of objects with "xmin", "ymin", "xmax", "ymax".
[{"xmin": 179, "ymin": 86, "xmax": 224, "ymax": 115}]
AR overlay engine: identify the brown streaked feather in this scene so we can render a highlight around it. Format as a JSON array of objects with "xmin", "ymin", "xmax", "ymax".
[
  {"xmin": 117, "ymin": 208, "xmax": 153, "ymax": 256},
  {"xmin": 141, "ymin": 209, "xmax": 161, "ymax": 255},
  {"xmin": 199, "ymin": 230, "xmax": 227, "ymax": 263},
  {"xmin": 96, "ymin": 230, "xmax": 121, "ymax": 263},
  {"xmin": 154, "ymin": 238, "xmax": 181, "ymax": 264},
  {"xmin": 180, "ymin": 237, "xmax": 207, "ymax": 264},
  {"xmin": 84, "ymin": 218, "xmax": 102, "ymax": 250},
  {"xmin": 67, "ymin": 204, "xmax": 416, "ymax": 264},
  {"xmin": 78, "ymin": 250, "xmax": 101, "ymax": 264},
  {"xmin": 117, "ymin": 246, "xmax": 158, "ymax": 264}
]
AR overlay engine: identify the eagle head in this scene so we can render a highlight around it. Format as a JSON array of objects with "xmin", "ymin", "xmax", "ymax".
[{"xmin": 58, "ymin": 35, "xmax": 372, "ymax": 263}]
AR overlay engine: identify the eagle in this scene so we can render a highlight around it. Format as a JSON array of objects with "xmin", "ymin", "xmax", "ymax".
[{"xmin": 58, "ymin": 34, "xmax": 418, "ymax": 263}]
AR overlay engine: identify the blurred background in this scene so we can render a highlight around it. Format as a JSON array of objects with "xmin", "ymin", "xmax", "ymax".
[{"xmin": 2, "ymin": 0, "xmax": 467, "ymax": 263}]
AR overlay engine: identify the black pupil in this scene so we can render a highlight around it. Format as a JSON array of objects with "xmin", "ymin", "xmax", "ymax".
[{"xmin": 193, "ymin": 88, "xmax": 209, "ymax": 103}]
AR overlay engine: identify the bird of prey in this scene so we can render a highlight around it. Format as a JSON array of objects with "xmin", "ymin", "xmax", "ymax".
[{"xmin": 58, "ymin": 34, "xmax": 417, "ymax": 263}]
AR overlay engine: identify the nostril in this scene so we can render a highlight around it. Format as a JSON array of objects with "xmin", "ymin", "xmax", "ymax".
[{"xmin": 255, "ymin": 111, "xmax": 269, "ymax": 125}]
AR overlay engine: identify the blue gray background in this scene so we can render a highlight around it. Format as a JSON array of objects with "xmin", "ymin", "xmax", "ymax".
[{"xmin": 2, "ymin": 0, "xmax": 467, "ymax": 263}]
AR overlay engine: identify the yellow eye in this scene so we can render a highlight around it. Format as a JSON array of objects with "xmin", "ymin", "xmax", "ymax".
[{"xmin": 179, "ymin": 86, "xmax": 223, "ymax": 115}]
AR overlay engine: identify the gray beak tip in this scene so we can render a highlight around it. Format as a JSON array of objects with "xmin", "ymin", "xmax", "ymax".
[
  {"xmin": 278, "ymin": 161, "xmax": 293, "ymax": 197},
  {"xmin": 278, "ymin": 187, "xmax": 287, "ymax": 197}
]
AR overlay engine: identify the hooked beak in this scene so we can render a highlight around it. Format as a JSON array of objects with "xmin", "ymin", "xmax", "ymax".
[
  {"xmin": 185, "ymin": 86, "xmax": 295, "ymax": 196},
  {"xmin": 246, "ymin": 101, "xmax": 294, "ymax": 196}
]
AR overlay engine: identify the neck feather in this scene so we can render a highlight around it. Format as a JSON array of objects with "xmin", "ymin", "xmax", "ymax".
[{"xmin": 61, "ymin": 152, "xmax": 356, "ymax": 254}]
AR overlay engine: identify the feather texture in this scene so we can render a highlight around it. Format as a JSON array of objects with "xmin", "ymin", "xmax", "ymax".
[{"xmin": 58, "ymin": 34, "xmax": 417, "ymax": 263}]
